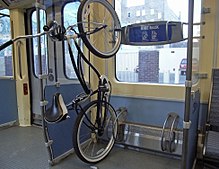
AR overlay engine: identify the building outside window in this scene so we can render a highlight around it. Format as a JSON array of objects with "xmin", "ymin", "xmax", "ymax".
[
  {"xmin": 142, "ymin": 9, "xmax": 146, "ymax": 16},
  {"xmin": 0, "ymin": 9, "xmax": 12, "ymax": 77},
  {"xmin": 115, "ymin": 0, "xmax": 201, "ymax": 85},
  {"xmin": 63, "ymin": 1, "xmax": 80, "ymax": 79},
  {"xmin": 136, "ymin": 10, "xmax": 140, "ymax": 17},
  {"xmin": 150, "ymin": 9, "xmax": 155, "ymax": 15}
]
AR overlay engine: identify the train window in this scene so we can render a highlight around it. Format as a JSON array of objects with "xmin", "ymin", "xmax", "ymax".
[
  {"xmin": 0, "ymin": 9, "xmax": 12, "ymax": 77},
  {"xmin": 115, "ymin": 0, "xmax": 201, "ymax": 85},
  {"xmin": 31, "ymin": 10, "xmax": 48, "ymax": 77},
  {"xmin": 63, "ymin": 1, "xmax": 80, "ymax": 79}
]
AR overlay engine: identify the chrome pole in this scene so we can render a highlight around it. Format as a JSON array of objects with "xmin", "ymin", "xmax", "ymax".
[
  {"xmin": 181, "ymin": 0, "xmax": 194, "ymax": 168},
  {"xmin": 35, "ymin": 0, "xmax": 54, "ymax": 163}
]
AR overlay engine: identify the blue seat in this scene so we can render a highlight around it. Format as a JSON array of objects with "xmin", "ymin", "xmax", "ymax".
[
  {"xmin": 203, "ymin": 69, "xmax": 219, "ymax": 166},
  {"xmin": 204, "ymin": 131, "xmax": 219, "ymax": 158}
]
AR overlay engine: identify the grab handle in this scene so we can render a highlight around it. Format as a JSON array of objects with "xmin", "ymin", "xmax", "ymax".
[{"xmin": 0, "ymin": 40, "xmax": 13, "ymax": 51}]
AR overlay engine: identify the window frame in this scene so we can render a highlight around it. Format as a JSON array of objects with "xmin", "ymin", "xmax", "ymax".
[
  {"xmin": 61, "ymin": 0, "xmax": 81, "ymax": 80},
  {"xmin": 30, "ymin": 9, "xmax": 48, "ymax": 78},
  {"xmin": 114, "ymin": 0, "xmax": 201, "ymax": 86}
]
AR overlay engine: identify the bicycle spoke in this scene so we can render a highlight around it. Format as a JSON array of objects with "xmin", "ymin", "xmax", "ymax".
[
  {"xmin": 82, "ymin": 138, "xmax": 93, "ymax": 153},
  {"xmin": 73, "ymin": 100, "xmax": 118, "ymax": 163},
  {"xmin": 77, "ymin": 0, "xmax": 121, "ymax": 58}
]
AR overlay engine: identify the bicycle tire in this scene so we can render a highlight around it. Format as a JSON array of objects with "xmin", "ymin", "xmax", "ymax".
[
  {"xmin": 77, "ymin": 0, "xmax": 121, "ymax": 58},
  {"xmin": 73, "ymin": 100, "xmax": 118, "ymax": 163}
]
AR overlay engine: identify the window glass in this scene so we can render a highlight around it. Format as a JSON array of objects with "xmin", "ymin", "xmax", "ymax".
[
  {"xmin": 63, "ymin": 1, "xmax": 80, "ymax": 79},
  {"xmin": 0, "ymin": 9, "xmax": 12, "ymax": 77},
  {"xmin": 115, "ymin": 0, "xmax": 201, "ymax": 85},
  {"xmin": 31, "ymin": 10, "xmax": 48, "ymax": 76}
]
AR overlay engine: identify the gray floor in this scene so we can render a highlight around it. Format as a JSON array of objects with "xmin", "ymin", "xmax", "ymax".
[{"xmin": 0, "ymin": 126, "xmax": 182, "ymax": 169}]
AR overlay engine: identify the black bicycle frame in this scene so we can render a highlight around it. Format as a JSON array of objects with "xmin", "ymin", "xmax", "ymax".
[{"xmin": 67, "ymin": 32, "xmax": 112, "ymax": 134}]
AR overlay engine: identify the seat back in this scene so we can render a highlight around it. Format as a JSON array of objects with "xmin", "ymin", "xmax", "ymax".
[
  {"xmin": 203, "ymin": 69, "xmax": 219, "ymax": 165},
  {"xmin": 208, "ymin": 69, "xmax": 219, "ymax": 130}
]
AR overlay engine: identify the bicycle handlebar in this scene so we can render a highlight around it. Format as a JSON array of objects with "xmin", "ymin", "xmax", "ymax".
[
  {"xmin": 0, "ymin": 40, "xmax": 13, "ymax": 51},
  {"xmin": 0, "ymin": 31, "xmax": 47, "ymax": 51},
  {"xmin": 0, "ymin": 21, "xmax": 108, "ymax": 51},
  {"xmin": 0, "ymin": 21, "xmax": 57, "ymax": 51}
]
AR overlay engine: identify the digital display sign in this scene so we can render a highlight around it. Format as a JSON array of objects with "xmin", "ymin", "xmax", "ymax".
[
  {"xmin": 121, "ymin": 21, "xmax": 184, "ymax": 46},
  {"xmin": 129, "ymin": 24, "xmax": 172, "ymax": 43}
]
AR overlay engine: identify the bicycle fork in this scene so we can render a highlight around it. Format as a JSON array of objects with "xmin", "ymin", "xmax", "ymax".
[{"xmin": 96, "ymin": 77, "xmax": 110, "ymax": 136}]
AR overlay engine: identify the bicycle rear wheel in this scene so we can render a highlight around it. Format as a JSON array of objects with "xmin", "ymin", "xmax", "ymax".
[
  {"xmin": 77, "ymin": 0, "xmax": 121, "ymax": 58},
  {"xmin": 73, "ymin": 100, "xmax": 118, "ymax": 163}
]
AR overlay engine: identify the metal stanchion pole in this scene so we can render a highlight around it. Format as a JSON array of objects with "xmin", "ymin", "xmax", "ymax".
[
  {"xmin": 35, "ymin": 0, "xmax": 54, "ymax": 164},
  {"xmin": 181, "ymin": 0, "xmax": 194, "ymax": 168}
]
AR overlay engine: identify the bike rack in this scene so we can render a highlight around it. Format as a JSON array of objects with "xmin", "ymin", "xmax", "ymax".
[
  {"xmin": 115, "ymin": 107, "xmax": 128, "ymax": 142},
  {"xmin": 161, "ymin": 112, "xmax": 180, "ymax": 153}
]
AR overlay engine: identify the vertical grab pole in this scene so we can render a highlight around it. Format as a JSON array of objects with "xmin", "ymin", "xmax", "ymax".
[
  {"xmin": 181, "ymin": 0, "xmax": 194, "ymax": 169},
  {"xmin": 35, "ymin": 1, "xmax": 54, "ymax": 163}
]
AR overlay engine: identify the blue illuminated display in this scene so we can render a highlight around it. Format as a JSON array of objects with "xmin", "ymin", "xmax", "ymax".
[{"xmin": 128, "ymin": 24, "xmax": 172, "ymax": 43}]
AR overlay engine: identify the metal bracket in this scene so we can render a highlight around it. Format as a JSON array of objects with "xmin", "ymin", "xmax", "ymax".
[
  {"xmin": 185, "ymin": 80, "xmax": 192, "ymax": 87},
  {"xmin": 183, "ymin": 22, "xmax": 205, "ymax": 26},
  {"xmin": 193, "ymin": 35, "xmax": 205, "ymax": 39},
  {"xmin": 40, "ymin": 100, "xmax": 48, "ymax": 107},
  {"xmin": 183, "ymin": 120, "xmax": 191, "ymax": 129},
  {"xmin": 202, "ymin": 7, "xmax": 211, "ymax": 14},
  {"xmin": 195, "ymin": 72, "xmax": 208, "ymax": 79},
  {"xmin": 45, "ymin": 140, "xmax": 53, "ymax": 147},
  {"xmin": 55, "ymin": 82, "xmax": 61, "ymax": 88},
  {"xmin": 34, "ymin": 2, "xmax": 46, "ymax": 10},
  {"xmin": 38, "ymin": 74, "xmax": 48, "ymax": 80}
]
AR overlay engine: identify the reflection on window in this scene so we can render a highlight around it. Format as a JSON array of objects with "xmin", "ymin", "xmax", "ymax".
[
  {"xmin": 0, "ymin": 9, "xmax": 12, "ymax": 77},
  {"xmin": 115, "ymin": 0, "xmax": 201, "ymax": 85},
  {"xmin": 63, "ymin": 1, "xmax": 80, "ymax": 79},
  {"xmin": 31, "ymin": 10, "xmax": 47, "ymax": 76}
]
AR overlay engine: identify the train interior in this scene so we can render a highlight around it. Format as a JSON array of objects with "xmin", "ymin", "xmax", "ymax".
[{"xmin": 0, "ymin": 0, "xmax": 219, "ymax": 169}]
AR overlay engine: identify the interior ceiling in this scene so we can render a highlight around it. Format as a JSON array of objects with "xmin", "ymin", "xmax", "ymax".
[
  {"xmin": 0, "ymin": 0, "xmax": 72, "ymax": 10},
  {"xmin": 0, "ymin": 0, "xmax": 36, "ymax": 9}
]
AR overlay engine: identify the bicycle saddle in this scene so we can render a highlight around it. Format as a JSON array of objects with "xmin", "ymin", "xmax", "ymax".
[{"xmin": 44, "ymin": 93, "xmax": 68, "ymax": 123}]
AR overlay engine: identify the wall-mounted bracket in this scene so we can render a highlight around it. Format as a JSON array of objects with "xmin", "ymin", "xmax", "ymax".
[
  {"xmin": 202, "ymin": 7, "xmax": 211, "ymax": 14},
  {"xmin": 195, "ymin": 72, "xmax": 208, "ymax": 79},
  {"xmin": 183, "ymin": 120, "xmax": 192, "ymax": 129},
  {"xmin": 40, "ymin": 100, "xmax": 48, "ymax": 107},
  {"xmin": 185, "ymin": 80, "xmax": 192, "ymax": 87}
]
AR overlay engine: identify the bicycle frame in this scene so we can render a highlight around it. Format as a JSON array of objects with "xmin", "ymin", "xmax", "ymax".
[{"xmin": 66, "ymin": 31, "xmax": 113, "ymax": 134}]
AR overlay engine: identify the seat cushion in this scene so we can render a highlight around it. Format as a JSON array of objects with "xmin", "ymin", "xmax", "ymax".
[{"xmin": 205, "ymin": 131, "xmax": 219, "ymax": 159}]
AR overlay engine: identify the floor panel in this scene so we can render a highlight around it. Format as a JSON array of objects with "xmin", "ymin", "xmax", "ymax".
[{"xmin": 0, "ymin": 126, "xmax": 181, "ymax": 169}]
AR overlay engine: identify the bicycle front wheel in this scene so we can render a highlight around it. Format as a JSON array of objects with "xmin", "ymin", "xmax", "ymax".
[
  {"xmin": 73, "ymin": 100, "xmax": 118, "ymax": 163},
  {"xmin": 77, "ymin": 0, "xmax": 121, "ymax": 58}
]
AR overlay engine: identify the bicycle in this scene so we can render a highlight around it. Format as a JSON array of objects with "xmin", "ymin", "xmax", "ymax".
[
  {"xmin": 0, "ymin": 0, "xmax": 122, "ymax": 164},
  {"xmin": 65, "ymin": 0, "xmax": 122, "ymax": 163}
]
